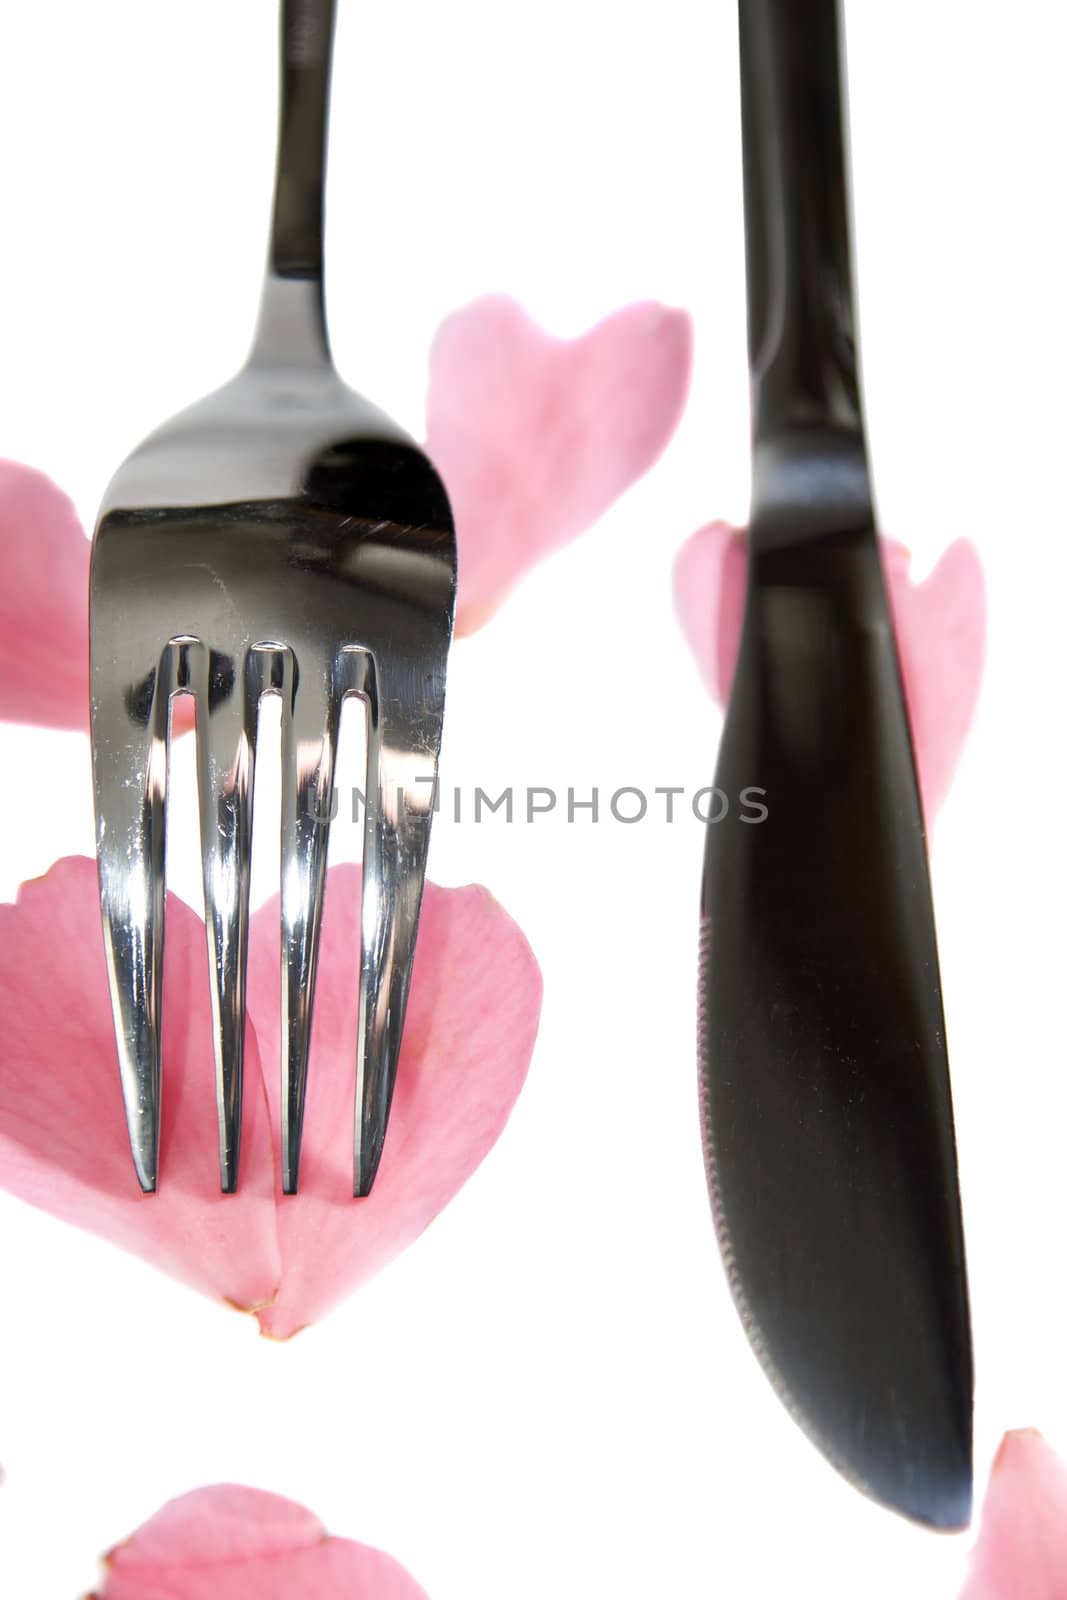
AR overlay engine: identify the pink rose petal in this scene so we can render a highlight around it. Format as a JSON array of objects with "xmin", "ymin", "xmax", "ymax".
[
  {"xmin": 246, "ymin": 864, "xmax": 542, "ymax": 1338},
  {"xmin": 106, "ymin": 1484, "xmax": 321, "ymax": 1566},
  {"xmin": 0, "ymin": 857, "xmax": 281, "ymax": 1309},
  {"xmin": 959, "ymin": 1430, "xmax": 1067, "ymax": 1600},
  {"xmin": 427, "ymin": 295, "xmax": 693, "ymax": 635},
  {"xmin": 880, "ymin": 538, "xmax": 986, "ymax": 822},
  {"xmin": 673, "ymin": 524, "xmax": 985, "ymax": 822},
  {"xmin": 0, "ymin": 460, "xmax": 89, "ymax": 730},
  {"xmin": 98, "ymin": 1485, "xmax": 429, "ymax": 1600},
  {"xmin": 0, "ymin": 459, "xmax": 196, "ymax": 737},
  {"xmin": 671, "ymin": 520, "xmax": 745, "ymax": 706},
  {"xmin": 0, "ymin": 858, "xmax": 541, "ymax": 1335}
]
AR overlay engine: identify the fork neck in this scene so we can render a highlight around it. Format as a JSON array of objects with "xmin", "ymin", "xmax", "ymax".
[
  {"xmin": 249, "ymin": 0, "xmax": 337, "ymax": 370},
  {"xmin": 741, "ymin": 0, "xmax": 875, "ymax": 540}
]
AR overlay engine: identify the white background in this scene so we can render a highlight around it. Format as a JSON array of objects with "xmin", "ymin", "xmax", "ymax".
[{"xmin": 1, "ymin": 1, "xmax": 1065, "ymax": 1595}]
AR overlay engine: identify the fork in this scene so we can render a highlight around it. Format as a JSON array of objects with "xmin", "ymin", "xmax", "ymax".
[{"xmin": 89, "ymin": 0, "xmax": 457, "ymax": 1197}]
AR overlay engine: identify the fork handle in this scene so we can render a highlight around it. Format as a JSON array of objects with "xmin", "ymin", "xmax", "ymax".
[
  {"xmin": 271, "ymin": 0, "xmax": 336, "ymax": 278},
  {"xmin": 251, "ymin": 0, "xmax": 337, "ymax": 367}
]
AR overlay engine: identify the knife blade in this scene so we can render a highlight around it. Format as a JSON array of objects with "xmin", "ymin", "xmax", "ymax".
[{"xmin": 699, "ymin": 0, "xmax": 973, "ymax": 1529}]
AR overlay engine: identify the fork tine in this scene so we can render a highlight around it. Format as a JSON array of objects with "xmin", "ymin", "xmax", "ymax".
[
  {"xmin": 194, "ymin": 647, "xmax": 260, "ymax": 1193},
  {"xmin": 91, "ymin": 639, "xmax": 187, "ymax": 1193},
  {"xmin": 279, "ymin": 660, "xmax": 340, "ymax": 1194},
  {"xmin": 354, "ymin": 670, "xmax": 440, "ymax": 1197}
]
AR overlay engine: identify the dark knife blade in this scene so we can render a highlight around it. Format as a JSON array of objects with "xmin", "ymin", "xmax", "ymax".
[{"xmin": 699, "ymin": 0, "xmax": 973, "ymax": 1529}]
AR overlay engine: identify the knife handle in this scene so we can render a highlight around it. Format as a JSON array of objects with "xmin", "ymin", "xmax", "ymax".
[{"xmin": 740, "ymin": 0, "xmax": 866, "ymax": 451}]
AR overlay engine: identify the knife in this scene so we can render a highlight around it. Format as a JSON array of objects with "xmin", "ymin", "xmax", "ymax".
[{"xmin": 699, "ymin": 0, "xmax": 973, "ymax": 1529}]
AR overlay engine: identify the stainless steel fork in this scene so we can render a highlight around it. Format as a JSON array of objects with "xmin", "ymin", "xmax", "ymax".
[{"xmin": 89, "ymin": 0, "xmax": 457, "ymax": 1197}]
